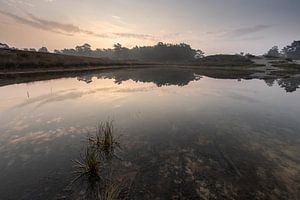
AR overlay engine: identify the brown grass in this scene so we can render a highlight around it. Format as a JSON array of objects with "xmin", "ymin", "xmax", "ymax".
[
  {"xmin": 72, "ymin": 147, "xmax": 102, "ymax": 183},
  {"xmin": 88, "ymin": 121, "xmax": 121, "ymax": 159},
  {"xmin": 0, "ymin": 49, "xmax": 140, "ymax": 69}
]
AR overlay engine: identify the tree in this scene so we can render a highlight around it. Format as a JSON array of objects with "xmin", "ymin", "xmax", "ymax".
[
  {"xmin": 38, "ymin": 47, "xmax": 48, "ymax": 53},
  {"xmin": 266, "ymin": 46, "xmax": 280, "ymax": 57},
  {"xmin": 54, "ymin": 49, "xmax": 61, "ymax": 54},
  {"xmin": 113, "ymin": 43, "xmax": 130, "ymax": 59},
  {"xmin": 195, "ymin": 49, "xmax": 205, "ymax": 59},
  {"xmin": 281, "ymin": 41, "xmax": 300, "ymax": 59},
  {"xmin": 75, "ymin": 43, "xmax": 92, "ymax": 56},
  {"xmin": 113, "ymin": 43, "xmax": 122, "ymax": 51},
  {"xmin": 29, "ymin": 48, "xmax": 36, "ymax": 52}
]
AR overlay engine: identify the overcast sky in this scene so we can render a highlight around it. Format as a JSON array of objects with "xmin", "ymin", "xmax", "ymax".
[{"xmin": 0, "ymin": 0, "xmax": 299, "ymax": 55}]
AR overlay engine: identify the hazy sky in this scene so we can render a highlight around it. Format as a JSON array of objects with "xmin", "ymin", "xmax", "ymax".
[{"xmin": 0, "ymin": 0, "xmax": 299, "ymax": 55}]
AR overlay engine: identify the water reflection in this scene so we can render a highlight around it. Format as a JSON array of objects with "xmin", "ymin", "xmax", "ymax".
[
  {"xmin": 263, "ymin": 77, "xmax": 300, "ymax": 92},
  {"xmin": 1, "ymin": 67, "xmax": 300, "ymax": 93},
  {"xmin": 277, "ymin": 77, "xmax": 300, "ymax": 92},
  {"xmin": 0, "ymin": 68, "xmax": 300, "ymax": 199},
  {"xmin": 76, "ymin": 67, "xmax": 300, "ymax": 93},
  {"xmin": 78, "ymin": 68, "xmax": 202, "ymax": 87}
]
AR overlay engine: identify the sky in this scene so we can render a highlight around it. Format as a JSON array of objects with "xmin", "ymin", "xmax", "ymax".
[{"xmin": 0, "ymin": 0, "xmax": 299, "ymax": 55}]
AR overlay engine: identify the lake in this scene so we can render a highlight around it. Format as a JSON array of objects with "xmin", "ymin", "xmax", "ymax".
[{"xmin": 0, "ymin": 67, "xmax": 299, "ymax": 200}]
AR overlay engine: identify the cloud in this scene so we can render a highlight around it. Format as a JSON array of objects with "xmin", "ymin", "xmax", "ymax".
[
  {"xmin": 26, "ymin": 12, "xmax": 81, "ymax": 32},
  {"xmin": 5, "ymin": 0, "xmax": 35, "ymax": 7},
  {"xmin": 0, "ymin": 10, "xmax": 158, "ymax": 41},
  {"xmin": 13, "ymin": 85, "xmax": 156, "ymax": 109},
  {"xmin": 113, "ymin": 32, "xmax": 158, "ymax": 41},
  {"xmin": 236, "ymin": 36, "xmax": 265, "ymax": 41},
  {"xmin": 226, "ymin": 25, "xmax": 270, "ymax": 38},
  {"xmin": 112, "ymin": 15, "xmax": 121, "ymax": 20},
  {"xmin": 207, "ymin": 25, "xmax": 270, "ymax": 39},
  {"xmin": 0, "ymin": 10, "xmax": 110, "ymax": 37}
]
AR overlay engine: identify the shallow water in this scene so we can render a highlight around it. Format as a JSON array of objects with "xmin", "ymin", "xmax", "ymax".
[{"xmin": 0, "ymin": 68, "xmax": 299, "ymax": 199}]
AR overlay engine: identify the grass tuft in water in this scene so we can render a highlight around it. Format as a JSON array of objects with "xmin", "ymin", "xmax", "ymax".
[
  {"xmin": 71, "ymin": 121, "xmax": 122, "ymax": 199},
  {"xmin": 100, "ymin": 182, "xmax": 122, "ymax": 200},
  {"xmin": 88, "ymin": 121, "xmax": 120, "ymax": 159},
  {"xmin": 72, "ymin": 147, "xmax": 102, "ymax": 183}
]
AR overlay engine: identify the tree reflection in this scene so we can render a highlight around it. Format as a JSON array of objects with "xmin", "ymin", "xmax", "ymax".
[
  {"xmin": 263, "ymin": 77, "xmax": 300, "ymax": 92},
  {"xmin": 76, "ymin": 68, "xmax": 300, "ymax": 93},
  {"xmin": 78, "ymin": 68, "xmax": 202, "ymax": 87},
  {"xmin": 277, "ymin": 77, "xmax": 300, "ymax": 92}
]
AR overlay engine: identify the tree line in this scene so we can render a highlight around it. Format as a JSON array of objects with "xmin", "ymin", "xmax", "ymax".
[
  {"xmin": 0, "ymin": 43, "xmax": 49, "ymax": 53},
  {"xmin": 266, "ymin": 40, "xmax": 300, "ymax": 59},
  {"xmin": 2, "ymin": 40, "xmax": 300, "ymax": 60},
  {"xmin": 54, "ymin": 42, "xmax": 205, "ymax": 62},
  {"xmin": 0, "ymin": 42, "xmax": 204, "ymax": 62}
]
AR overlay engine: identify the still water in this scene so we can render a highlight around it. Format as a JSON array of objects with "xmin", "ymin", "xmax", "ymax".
[{"xmin": 0, "ymin": 68, "xmax": 299, "ymax": 199}]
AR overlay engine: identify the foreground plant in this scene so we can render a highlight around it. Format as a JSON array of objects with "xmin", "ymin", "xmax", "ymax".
[
  {"xmin": 88, "ymin": 121, "xmax": 120, "ymax": 159},
  {"xmin": 100, "ymin": 182, "xmax": 122, "ymax": 200},
  {"xmin": 72, "ymin": 147, "xmax": 102, "ymax": 183},
  {"xmin": 71, "ymin": 121, "xmax": 123, "ymax": 199}
]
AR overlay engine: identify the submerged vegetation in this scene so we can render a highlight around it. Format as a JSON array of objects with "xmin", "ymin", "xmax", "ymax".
[
  {"xmin": 72, "ymin": 147, "xmax": 102, "ymax": 183},
  {"xmin": 99, "ymin": 182, "xmax": 122, "ymax": 200},
  {"xmin": 72, "ymin": 121, "xmax": 122, "ymax": 200},
  {"xmin": 88, "ymin": 121, "xmax": 121, "ymax": 159}
]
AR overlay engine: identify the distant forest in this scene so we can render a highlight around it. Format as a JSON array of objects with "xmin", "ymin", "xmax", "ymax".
[
  {"xmin": 0, "ymin": 42, "xmax": 201, "ymax": 62},
  {"xmin": 1, "ymin": 40, "xmax": 300, "ymax": 61},
  {"xmin": 53, "ymin": 42, "xmax": 205, "ymax": 62}
]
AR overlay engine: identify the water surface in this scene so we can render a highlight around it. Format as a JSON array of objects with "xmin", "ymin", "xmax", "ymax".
[{"xmin": 0, "ymin": 68, "xmax": 299, "ymax": 199}]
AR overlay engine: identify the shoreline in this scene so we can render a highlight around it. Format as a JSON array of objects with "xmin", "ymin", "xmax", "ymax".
[
  {"xmin": 0, "ymin": 63, "xmax": 299, "ymax": 88},
  {"xmin": 1, "ymin": 50, "xmax": 299, "ymax": 87}
]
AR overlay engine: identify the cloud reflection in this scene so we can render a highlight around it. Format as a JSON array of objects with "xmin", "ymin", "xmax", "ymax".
[{"xmin": 13, "ymin": 84, "xmax": 158, "ymax": 109}]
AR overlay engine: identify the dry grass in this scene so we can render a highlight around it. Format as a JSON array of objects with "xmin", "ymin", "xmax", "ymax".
[
  {"xmin": 71, "ymin": 121, "xmax": 123, "ymax": 199},
  {"xmin": 88, "ymin": 121, "xmax": 121, "ymax": 159},
  {"xmin": 72, "ymin": 147, "xmax": 102, "ymax": 183},
  {"xmin": 0, "ymin": 48, "xmax": 138, "ymax": 69},
  {"xmin": 99, "ymin": 182, "xmax": 122, "ymax": 200},
  {"xmin": 191, "ymin": 54, "xmax": 254, "ymax": 67}
]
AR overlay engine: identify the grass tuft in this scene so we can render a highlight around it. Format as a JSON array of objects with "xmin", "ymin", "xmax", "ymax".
[
  {"xmin": 100, "ymin": 182, "xmax": 122, "ymax": 200},
  {"xmin": 71, "ymin": 121, "xmax": 122, "ymax": 199},
  {"xmin": 72, "ymin": 147, "xmax": 102, "ymax": 183},
  {"xmin": 89, "ymin": 121, "xmax": 120, "ymax": 159}
]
